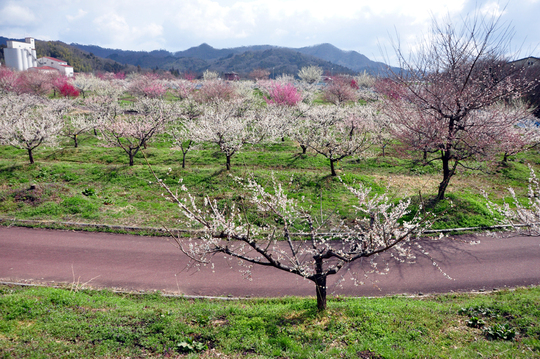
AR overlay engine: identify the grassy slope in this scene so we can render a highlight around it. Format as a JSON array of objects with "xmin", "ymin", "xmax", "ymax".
[
  {"xmin": 0, "ymin": 284, "xmax": 539, "ymax": 358},
  {"xmin": 1, "ymin": 131, "xmax": 539, "ymax": 232}
]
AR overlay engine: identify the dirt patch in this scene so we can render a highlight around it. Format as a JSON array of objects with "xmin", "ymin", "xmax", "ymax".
[
  {"xmin": 372, "ymin": 173, "xmax": 501, "ymax": 198},
  {"xmin": 8, "ymin": 184, "xmax": 66, "ymax": 206}
]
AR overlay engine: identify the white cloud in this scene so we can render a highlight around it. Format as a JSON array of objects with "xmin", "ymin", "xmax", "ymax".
[
  {"xmin": 480, "ymin": 2, "xmax": 506, "ymax": 17},
  {"xmin": 67, "ymin": 9, "xmax": 88, "ymax": 22},
  {"xmin": 0, "ymin": 4, "xmax": 36, "ymax": 26},
  {"xmin": 133, "ymin": 23, "xmax": 163, "ymax": 38},
  {"xmin": 93, "ymin": 13, "xmax": 130, "ymax": 44},
  {"xmin": 0, "ymin": 0, "xmax": 537, "ymax": 64}
]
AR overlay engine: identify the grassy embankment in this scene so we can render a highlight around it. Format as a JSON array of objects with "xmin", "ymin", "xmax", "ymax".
[{"xmin": 1, "ymin": 284, "xmax": 539, "ymax": 358}]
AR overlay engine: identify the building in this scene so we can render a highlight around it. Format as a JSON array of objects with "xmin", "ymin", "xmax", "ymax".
[
  {"xmin": 37, "ymin": 57, "xmax": 74, "ymax": 77},
  {"xmin": 510, "ymin": 56, "xmax": 540, "ymax": 68},
  {"xmin": 3, "ymin": 37, "xmax": 75, "ymax": 77},
  {"xmin": 3, "ymin": 37, "xmax": 38, "ymax": 71},
  {"xmin": 224, "ymin": 72, "xmax": 240, "ymax": 81}
]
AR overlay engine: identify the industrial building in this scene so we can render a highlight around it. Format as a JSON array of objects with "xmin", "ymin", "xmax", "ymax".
[{"xmin": 4, "ymin": 37, "xmax": 38, "ymax": 71}]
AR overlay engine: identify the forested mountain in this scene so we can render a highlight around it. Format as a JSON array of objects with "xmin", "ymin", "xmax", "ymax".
[
  {"xmin": 69, "ymin": 41, "xmax": 392, "ymax": 75},
  {"xmin": 71, "ymin": 43, "xmax": 173, "ymax": 60}
]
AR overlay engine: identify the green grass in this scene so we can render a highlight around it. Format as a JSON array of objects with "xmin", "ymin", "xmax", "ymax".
[
  {"xmin": 1, "ymin": 133, "xmax": 540, "ymax": 232},
  {"xmin": 0, "ymin": 284, "xmax": 539, "ymax": 358}
]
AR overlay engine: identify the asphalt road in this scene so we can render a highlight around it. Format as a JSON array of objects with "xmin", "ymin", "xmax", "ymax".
[{"xmin": 1, "ymin": 226, "xmax": 539, "ymax": 298}]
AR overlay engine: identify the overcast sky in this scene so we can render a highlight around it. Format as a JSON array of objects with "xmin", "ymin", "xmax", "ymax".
[{"xmin": 1, "ymin": 0, "xmax": 538, "ymax": 65}]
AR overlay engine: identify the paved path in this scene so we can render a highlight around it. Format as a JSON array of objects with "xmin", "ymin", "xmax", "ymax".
[{"xmin": 1, "ymin": 227, "xmax": 539, "ymax": 298}]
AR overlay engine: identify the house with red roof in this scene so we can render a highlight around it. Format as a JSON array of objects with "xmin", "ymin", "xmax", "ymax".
[{"xmin": 37, "ymin": 57, "xmax": 74, "ymax": 77}]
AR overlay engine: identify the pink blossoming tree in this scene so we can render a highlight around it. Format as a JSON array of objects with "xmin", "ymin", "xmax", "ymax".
[{"xmin": 379, "ymin": 14, "xmax": 537, "ymax": 202}]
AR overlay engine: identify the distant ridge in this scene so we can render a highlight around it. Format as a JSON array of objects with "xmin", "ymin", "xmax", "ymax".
[
  {"xmin": 174, "ymin": 43, "xmax": 275, "ymax": 61},
  {"xmin": 70, "ymin": 42, "xmax": 395, "ymax": 75}
]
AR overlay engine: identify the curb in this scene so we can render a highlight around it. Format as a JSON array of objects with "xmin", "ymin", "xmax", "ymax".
[
  {"xmin": 0, "ymin": 218, "xmax": 199, "ymax": 236},
  {"xmin": 0, "ymin": 280, "xmax": 241, "ymax": 300},
  {"xmin": 0, "ymin": 217, "xmax": 527, "ymax": 236},
  {"xmin": 1, "ymin": 280, "xmax": 534, "ymax": 302}
]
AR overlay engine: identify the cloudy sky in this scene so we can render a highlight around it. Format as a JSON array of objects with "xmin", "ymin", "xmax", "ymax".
[{"xmin": 0, "ymin": 0, "xmax": 538, "ymax": 65}]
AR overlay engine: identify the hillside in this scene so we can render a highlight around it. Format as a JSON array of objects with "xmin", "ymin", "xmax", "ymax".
[
  {"xmin": 296, "ymin": 43, "xmax": 395, "ymax": 74},
  {"xmin": 73, "ymin": 44, "xmax": 356, "ymax": 77},
  {"xmin": 71, "ymin": 43, "xmax": 173, "ymax": 60},
  {"xmin": 36, "ymin": 41, "xmax": 135, "ymax": 73},
  {"xmin": 205, "ymin": 48, "xmax": 354, "ymax": 77}
]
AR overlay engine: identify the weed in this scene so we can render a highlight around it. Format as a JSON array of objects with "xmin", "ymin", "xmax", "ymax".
[
  {"xmin": 466, "ymin": 316, "xmax": 486, "ymax": 328},
  {"xmin": 176, "ymin": 338, "xmax": 208, "ymax": 353},
  {"xmin": 82, "ymin": 188, "xmax": 96, "ymax": 196},
  {"xmin": 484, "ymin": 323, "xmax": 517, "ymax": 341}
]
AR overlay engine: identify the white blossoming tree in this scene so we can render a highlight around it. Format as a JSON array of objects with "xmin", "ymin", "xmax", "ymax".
[
  {"xmin": 96, "ymin": 97, "xmax": 178, "ymax": 166},
  {"xmin": 186, "ymin": 99, "xmax": 279, "ymax": 171},
  {"xmin": 169, "ymin": 100, "xmax": 202, "ymax": 169},
  {"xmin": 62, "ymin": 112, "xmax": 98, "ymax": 148},
  {"xmin": 72, "ymin": 73, "xmax": 102, "ymax": 98},
  {"xmin": 298, "ymin": 65, "xmax": 323, "ymax": 84},
  {"xmin": 484, "ymin": 166, "xmax": 540, "ymax": 236},
  {"xmin": 0, "ymin": 95, "xmax": 69, "ymax": 164},
  {"xmin": 155, "ymin": 174, "xmax": 431, "ymax": 311},
  {"xmin": 289, "ymin": 103, "xmax": 379, "ymax": 175},
  {"xmin": 306, "ymin": 104, "xmax": 379, "ymax": 176}
]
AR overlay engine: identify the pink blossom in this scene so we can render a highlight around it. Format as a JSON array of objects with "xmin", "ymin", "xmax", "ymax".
[{"xmin": 264, "ymin": 82, "xmax": 302, "ymax": 107}]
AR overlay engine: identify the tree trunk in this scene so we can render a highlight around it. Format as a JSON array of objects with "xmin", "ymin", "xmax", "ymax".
[
  {"xmin": 74, "ymin": 134, "xmax": 78, "ymax": 148},
  {"xmin": 330, "ymin": 159, "xmax": 337, "ymax": 177},
  {"xmin": 436, "ymin": 151, "xmax": 455, "ymax": 202},
  {"xmin": 27, "ymin": 148, "xmax": 34, "ymax": 164},
  {"xmin": 226, "ymin": 155, "xmax": 231, "ymax": 171},
  {"xmin": 181, "ymin": 141, "xmax": 191, "ymax": 169},
  {"xmin": 314, "ymin": 257, "xmax": 327, "ymax": 311},
  {"xmin": 129, "ymin": 152, "xmax": 135, "ymax": 166},
  {"xmin": 300, "ymin": 145, "xmax": 307, "ymax": 154}
]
